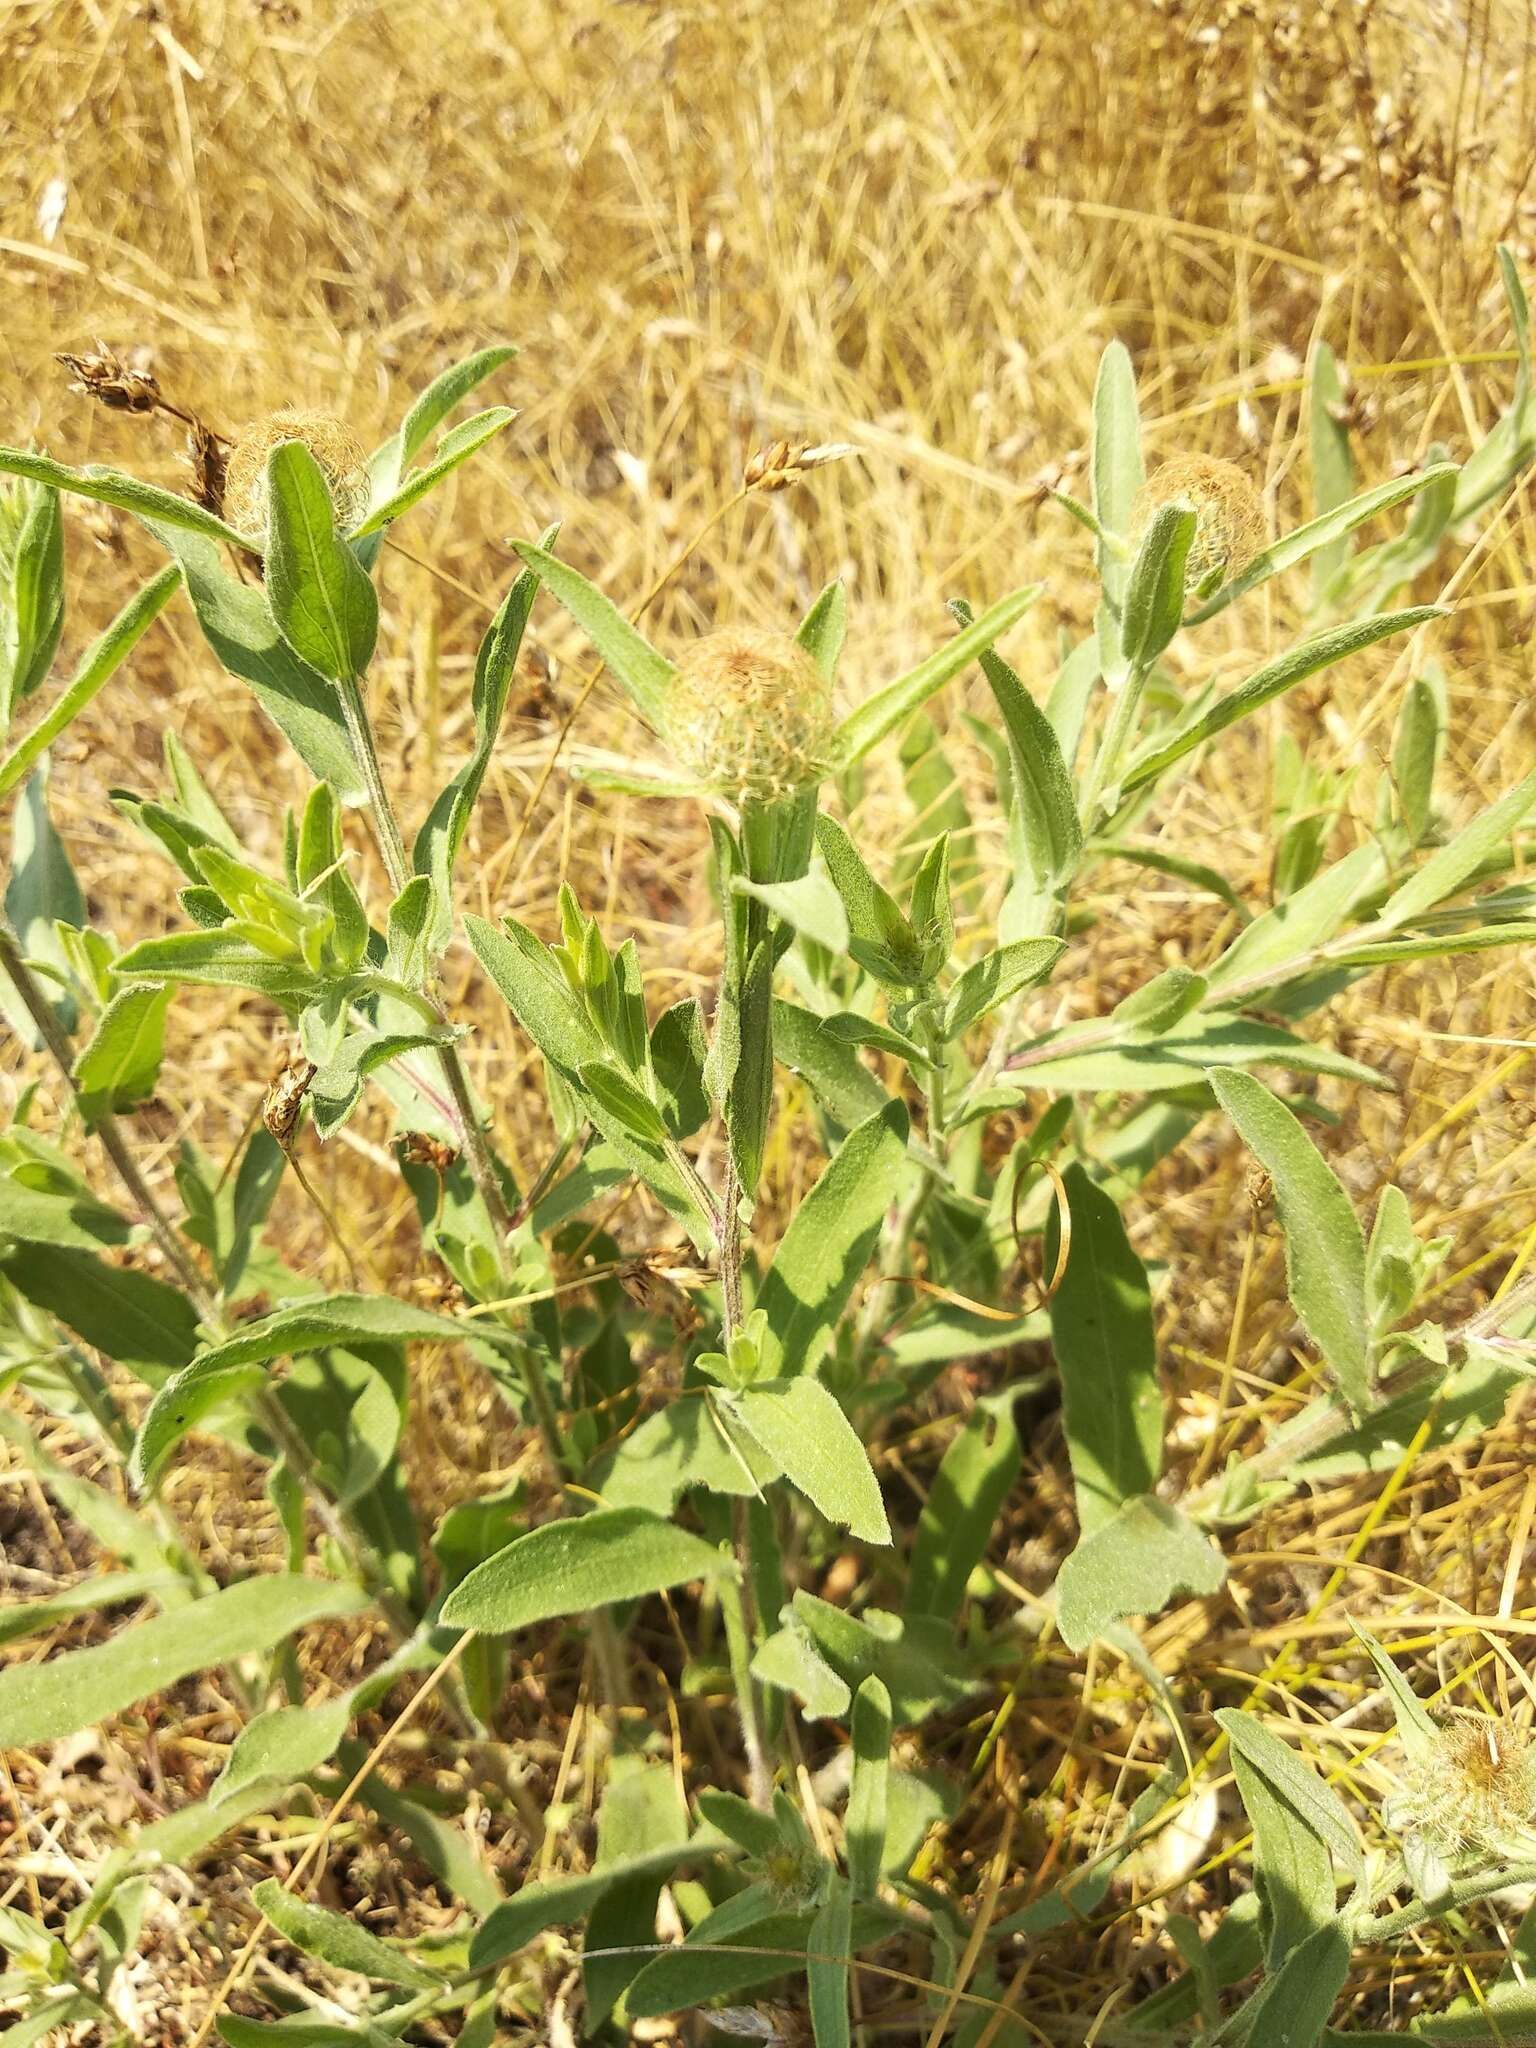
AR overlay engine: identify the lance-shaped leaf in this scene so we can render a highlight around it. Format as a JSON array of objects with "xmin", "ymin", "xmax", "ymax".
[
  {"xmin": 513, "ymin": 543, "xmax": 675, "ymax": 730},
  {"xmin": 830, "ymin": 585, "xmax": 1039, "ymax": 766},
  {"xmin": 808, "ymin": 1876, "xmax": 853, "ymax": 2048},
  {"xmin": 1189, "ymin": 465, "xmax": 1459, "ymax": 623},
  {"xmin": 1122, "ymin": 606, "xmax": 1443, "ymax": 795},
  {"xmin": 1092, "ymin": 341, "xmax": 1144, "ymax": 670},
  {"xmin": 756, "ymin": 1099, "xmax": 910, "ymax": 1378},
  {"xmin": 0, "ymin": 475, "xmax": 64, "ymax": 726},
  {"xmin": 3, "ymin": 760, "xmax": 85, "ymax": 1038},
  {"xmin": 726, "ymin": 1378, "xmax": 891, "ymax": 1544},
  {"xmin": 353, "ymin": 405, "xmax": 516, "ymax": 537},
  {"xmin": 439, "ymin": 1506, "xmax": 733, "ymax": 1632},
  {"xmin": 414, "ymin": 529, "xmax": 553, "ymax": 947},
  {"xmin": 144, "ymin": 522, "xmax": 362, "ymax": 796},
  {"xmin": 906, "ymin": 1390, "xmax": 1022, "ymax": 1622},
  {"xmin": 252, "ymin": 1880, "xmax": 438, "ymax": 1989},
  {"xmin": 0, "ymin": 562, "xmax": 181, "ymax": 797},
  {"xmin": 0, "ymin": 1240, "xmax": 200, "ymax": 1377},
  {"xmin": 1211, "ymin": 1070, "xmax": 1371, "ymax": 1412},
  {"xmin": 944, "ymin": 937, "xmax": 1062, "ymax": 1040},
  {"xmin": 1452, "ymin": 245, "xmax": 1535, "ymax": 526},
  {"xmin": 1376, "ymin": 763, "xmax": 1536, "ymax": 932},
  {"xmin": 798, "ymin": 578, "xmax": 848, "ymax": 681},
  {"xmin": 847, "ymin": 1677, "xmax": 892, "ymax": 1898},
  {"xmin": 0, "ymin": 1574, "xmax": 369, "ymax": 1748},
  {"xmin": 363, "ymin": 343, "xmax": 518, "ymax": 515},
  {"xmin": 1204, "ymin": 843, "xmax": 1385, "ymax": 1000},
  {"xmin": 130, "ymin": 1293, "xmax": 489, "ymax": 1487},
  {"xmin": 1219, "ymin": 1706, "xmax": 1356, "ymax": 1965},
  {"xmin": 1308, "ymin": 341, "xmax": 1355, "ymax": 603},
  {"xmin": 951, "ymin": 608, "xmax": 1080, "ymax": 894},
  {"xmin": 1047, "ymin": 1164, "xmax": 1162, "ymax": 1536},
  {"xmin": 264, "ymin": 440, "xmax": 379, "ymax": 682},
  {"xmin": 0, "ymin": 444, "xmax": 250, "ymax": 549}
]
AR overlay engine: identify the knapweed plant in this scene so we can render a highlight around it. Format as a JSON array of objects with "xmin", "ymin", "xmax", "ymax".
[{"xmin": 5, "ymin": 257, "xmax": 1536, "ymax": 2047}]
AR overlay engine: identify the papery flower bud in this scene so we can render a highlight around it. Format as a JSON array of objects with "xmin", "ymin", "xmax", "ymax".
[
  {"xmin": 1386, "ymin": 1716, "xmax": 1536, "ymax": 1862},
  {"xmin": 663, "ymin": 627, "xmax": 834, "ymax": 806},
  {"xmin": 223, "ymin": 408, "xmax": 371, "ymax": 548},
  {"xmin": 1132, "ymin": 454, "xmax": 1263, "ymax": 593}
]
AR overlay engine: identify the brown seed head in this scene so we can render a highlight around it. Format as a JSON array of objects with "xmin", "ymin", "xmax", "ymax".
[
  {"xmin": 223, "ymin": 408, "xmax": 371, "ymax": 547},
  {"xmin": 1133, "ymin": 454, "xmax": 1264, "ymax": 593},
  {"xmin": 56, "ymin": 344, "xmax": 161, "ymax": 416},
  {"xmin": 663, "ymin": 627, "xmax": 834, "ymax": 805}
]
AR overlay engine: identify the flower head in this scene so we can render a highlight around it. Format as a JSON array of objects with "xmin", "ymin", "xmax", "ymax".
[
  {"xmin": 1132, "ymin": 454, "xmax": 1263, "ymax": 595},
  {"xmin": 663, "ymin": 626, "xmax": 834, "ymax": 806},
  {"xmin": 1387, "ymin": 1715, "xmax": 1536, "ymax": 1863},
  {"xmin": 223, "ymin": 408, "xmax": 371, "ymax": 548}
]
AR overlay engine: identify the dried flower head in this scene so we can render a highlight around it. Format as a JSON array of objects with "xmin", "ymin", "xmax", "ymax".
[
  {"xmin": 263, "ymin": 1053, "xmax": 316, "ymax": 1149},
  {"xmin": 223, "ymin": 408, "xmax": 371, "ymax": 548},
  {"xmin": 1132, "ymin": 454, "xmax": 1264, "ymax": 594},
  {"xmin": 56, "ymin": 343, "xmax": 161, "ymax": 416},
  {"xmin": 663, "ymin": 627, "xmax": 834, "ymax": 806},
  {"xmin": 1388, "ymin": 1716, "xmax": 1536, "ymax": 1861}
]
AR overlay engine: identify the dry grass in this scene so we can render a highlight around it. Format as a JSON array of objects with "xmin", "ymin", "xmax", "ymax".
[{"xmin": 4, "ymin": 0, "xmax": 1536, "ymax": 2037}]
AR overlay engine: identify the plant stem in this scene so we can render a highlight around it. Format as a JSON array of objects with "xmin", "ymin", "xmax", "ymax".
[
  {"xmin": 337, "ymin": 673, "xmax": 573, "ymax": 1483},
  {"xmin": 717, "ymin": 1156, "xmax": 771, "ymax": 1807},
  {"xmin": 1078, "ymin": 659, "xmax": 1150, "ymax": 831}
]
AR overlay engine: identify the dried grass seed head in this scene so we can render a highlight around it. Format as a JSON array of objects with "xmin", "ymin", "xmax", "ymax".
[
  {"xmin": 223, "ymin": 407, "xmax": 371, "ymax": 548},
  {"xmin": 1133, "ymin": 453, "xmax": 1264, "ymax": 592},
  {"xmin": 663, "ymin": 626, "xmax": 835, "ymax": 805}
]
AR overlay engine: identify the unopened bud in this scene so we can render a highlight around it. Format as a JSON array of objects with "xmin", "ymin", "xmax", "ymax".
[
  {"xmin": 663, "ymin": 627, "xmax": 834, "ymax": 806},
  {"xmin": 223, "ymin": 408, "xmax": 371, "ymax": 548}
]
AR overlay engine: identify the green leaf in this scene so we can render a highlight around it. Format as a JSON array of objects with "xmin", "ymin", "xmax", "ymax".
[
  {"xmin": 397, "ymin": 345, "xmax": 518, "ymax": 471},
  {"xmin": 772, "ymin": 999, "xmax": 891, "ymax": 1129},
  {"xmin": 906, "ymin": 1391, "xmax": 1021, "ymax": 1622},
  {"xmin": 798, "ymin": 579, "xmax": 848, "ymax": 681},
  {"xmin": 130, "ymin": 1294, "xmax": 481, "ymax": 1487},
  {"xmin": 727, "ymin": 1378, "xmax": 891, "ymax": 1544},
  {"xmin": 353, "ymin": 406, "xmax": 516, "ymax": 536},
  {"xmin": 0, "ymin": 1240, "xmax": 200, "ymax": 1376},
  {"xmin": 650, "ymin": 998, "xmax": 710, "ymax": 1139},
  {"xmin": 1222, "ymin": 1710, "xmax": 1344, "ymax": 1964},
  {"xmin": 264, "ymin": 441, "xmax": 379, "ymax": 682},
  {"xmin": 1377, "ymin": 764, "xmax": 1536, "ymax": 931},
  {"xmin": 1210, "ymin": 1070, "xmax": 1371, "ymax": 1412},
  {"xmin": 413, "ymin": 535, "xmax": 550, "ymax": 948},
  {"xmin": 1346, "ymin": 1618, "xmax": 1438, "ymax": 1758},
  {"xmin": 1091, "ymin": 341, "xmax": 1144, "ymax": 668},
  {"xmin": 0, "ymin": 476, "xmax": 64, "ymax": 726},
  {"xmin": 218, "ymin": 2022, "xmax": 397, "ymax": 2048},
  {"xmin": 0, "ymin": 1569, "xmax": 176, "ymax": 1649},
  {"xmin": 0, "ymin": 1574, "xmax": 368, "ymax": 1748},
  {"xmin": 1098, "ymin": 839, "xmax": 1251, "ymax": 920},
  {"xmin": 338, "ymin": 1749, "xmax": 503, "ymax": 1918},
  {"xmin": 1308, "ymin": 342, "xmax": 1355, "ymax": 603},
  {"xmin": 967, "ymin": 624, "xmax": 1081, "ymax": 893},
  {"xmin": 808, "ymin": 1877, "xmax": 852, "ymax": 2048},
  {"xmin": 144, "ymin": 524, "xmax": 362, "ymax": 797},
  {"xmin": 0, "ymin": 443, "xmax": 249, "ymax": 549},
  {"xmin": 1047, "ymin": 1164, "xmax": 1162, "ymax": 1536},
  {"xmin": 439, "ymin": 1506, "xmax": 733, "ymax": 1632},
  {"xmin": 1219, "ymin": 1708, "xmax": 1363, "ymax": 1883},
  {"xmin": 212, "ymin": 1699, "xmax": 353, "ymax": 1805},
  {"xmin": 753, "ymin": 1619, "xmax": 853, "ymax": 1720},
  {"xmin": 1056, "ymin": 1495, "xmax": 1225, "ymax": 1651},
  {"xmin": 1204, "ymin": 843, "xmax": 1384, "ymax": 999},
  {"xmin": 831, "ymin": 586, "xmax": 1039, "ymax": 766},
  {"xmin": 997, "ymin": 1013, "xmax": 1386, "ymax": 1099},
  {"xmin": 513, "ymin": 542, "xmax": 675, "ymax": 730},
  {"xmin": 72, "ymin": 982, "xmax": 173, "ymax": 1121},
  {"xmin": 4, "ymin": 760, "xmax": 84, "ymax": 1036},
  {"xmin": 736, "ymin": 868, "xmax": 850, "ymax": 954},
  {"xmin": 756, "ymin": 1100, "xmax": 910, "ymax": 1379},
  {"xmin": 813, "ymin": 815, "xmax": 925, "ymax": 984},
  {"xmin": 0, "ymin": 1407, "xmax": 172, "ymax": 1575},
  {"xmin": 467, "ymin": 913, "xmax": 712, "ymax": 1247},
  {"xmin": 1119, "ymin": 501, "xmax": 1195, "ymax": 669},
  {"xmin": 251, "ymin": 1878, "xmax": 437, "ymax": 1989},
  {"xmin": 601, "ymin": 1399, "xmax": 776, "ymax": 1511},
  {"xmin": 943, "ymin": 938, "xmax": 1062, "ymax": 1040},
  {"xmin": 1392, "ymin": 670, "xmax": 1445, "ymax": 843},
  {"xmin": 1189, "ymin": 464, "xmax": 1459, "ymax": 623},
  {"xmin": 847, "ymin": 1677, "xmax": 892, "ymax": 1899},
  {"xmin": 1243, "ymin": 1920, "xmax": 1350, "ymax": 2048},
  {"xmin": 1111, "ymin": 964, "xmax": 1208, "ymax": 1034},
  {"xmin": 469, "ymin": 1844, "xmax": 710, "ymax": 1971},
  {"xmin": 112, "ymin": 929, "xmax": 323, "ymax": 1002},
  {"xmin": 0, "ymin": 562, "xmax": 180, "ymax": 797},
  {"xmin": 1122, "ymin": 608, "xmax": 1443, "ymax": 795}
]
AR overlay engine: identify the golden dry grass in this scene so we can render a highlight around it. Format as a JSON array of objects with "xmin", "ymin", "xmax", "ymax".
[{"xmin": 4, "ymin": 0, "xmax": 1536, "ymax": 2036}]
